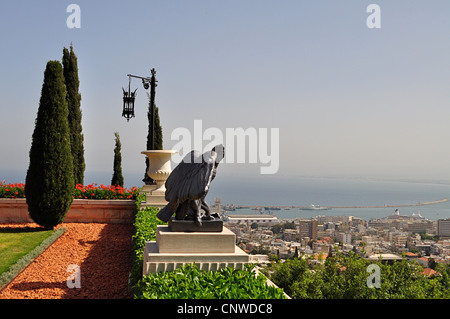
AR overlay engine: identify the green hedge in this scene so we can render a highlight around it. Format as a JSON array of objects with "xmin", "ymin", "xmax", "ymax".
[
  {"xmin": 129, "ymin": 196, "xmax": 166, "ymax": 294},
  {"xmin": 135, "ymin": 263, "xmax": 286, "ymax": 299}
]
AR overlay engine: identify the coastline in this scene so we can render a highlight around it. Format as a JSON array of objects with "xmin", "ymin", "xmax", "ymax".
[
  {"xmin": 237, "ymin": 198, "xmax": 449, "ymax": 210},
  {"xmin": 327, "ymin": 198, "xmax": 449, "ymax": 209}
]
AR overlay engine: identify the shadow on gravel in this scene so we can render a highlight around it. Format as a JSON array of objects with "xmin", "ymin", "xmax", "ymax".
[{"xmin": 62, "ymin": 223, "xmax": 133, "ymax": 299}]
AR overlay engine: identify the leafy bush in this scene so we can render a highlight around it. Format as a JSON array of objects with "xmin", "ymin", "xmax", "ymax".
[
  {"xmin": 129, "ymin": 198, "xmax": 166, "ymax": 294},
  {"xmin": 265, "ymin": 250, "xmax": 450, "ymax": 299},
  {"xmin": 135, "ymin": 263, "xmax": 286, "ymax": 299}
]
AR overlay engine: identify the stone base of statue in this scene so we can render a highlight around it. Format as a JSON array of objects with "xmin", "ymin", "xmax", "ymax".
[
  {"xmin": 142, "ymin": 225, "xmax": 250, "ymax": 275},
  {"xmin": 168, "ymin": 214, "xmax": 223, "ymax": 232},
  {"xmin": 140, "ymin": 193, "xmax": 167, "ymax": 209},
  {"xmin": 141, "ymin": 184, "xmax": 157, "ymax": 194}
]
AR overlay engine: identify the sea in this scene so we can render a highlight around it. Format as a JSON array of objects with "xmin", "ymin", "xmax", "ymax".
[
  {"xmin": 207, "ymin": 176, "xmax": 450, "ymax": 221},
  {"xmin": 4, "ymin": 168, "xmax": 450, "ymax": 222}
]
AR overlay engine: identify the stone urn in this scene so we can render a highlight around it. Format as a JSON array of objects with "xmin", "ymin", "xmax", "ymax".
[{"xmin": 141, "ymin": 150, "xmax": 178, "ymax": 196}]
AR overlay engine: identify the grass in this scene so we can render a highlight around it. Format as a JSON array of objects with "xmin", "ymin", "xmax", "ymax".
[
  {"xmin": 0, "ymin": 227, "xmax": 55, "ymax": 274},
  {"xmin": 0, "ymin": 226, "xmax": 66, "ymax": 289}
]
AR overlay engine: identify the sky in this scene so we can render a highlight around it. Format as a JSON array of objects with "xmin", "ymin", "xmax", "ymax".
[{"xmin": 0, "ymin": 1, "xmax": 450, "ymax": 191}]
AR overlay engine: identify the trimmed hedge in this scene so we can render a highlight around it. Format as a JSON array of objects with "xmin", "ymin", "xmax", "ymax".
[
  {"xmin": 129, "ymin": 197, "xmax": 166, "ymax": 294},
  {"xmin": 135, "ymin": 263, "xmax": 286, "ymax": 299}
]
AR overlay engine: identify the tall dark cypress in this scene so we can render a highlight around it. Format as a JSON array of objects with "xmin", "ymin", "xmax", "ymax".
[
  {"xmin": 143, "ymin": 100, "xmax": 163, "ymax": 184},
  {"xmin": 63, "ymin": 44, "xmax": 85, "ymax": 185},
  {"xmin": 25, "ymin": 61, "xmax": 74, "ymax": 230},
  {"xmin": 111, "ymin": 132, "xmax": 124, "ymax": 187},
  {"xmin": 153, "ymin": 106, "xmax": 163, "ymax": 150}
]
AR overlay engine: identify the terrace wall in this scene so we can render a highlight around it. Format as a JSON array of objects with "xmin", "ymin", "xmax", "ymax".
[{"xmin": 0, "ymin": 199, "xmax": 135, "ymax": 224}]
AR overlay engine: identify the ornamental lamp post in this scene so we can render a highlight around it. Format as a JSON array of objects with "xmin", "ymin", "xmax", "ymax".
[
  {"xmin": 124, "ymin": 68, "xmax": 157, "ymax": 150},
  {"xmin": 122, "ymin": 69, "xmax": 177, "ymax": 206}
]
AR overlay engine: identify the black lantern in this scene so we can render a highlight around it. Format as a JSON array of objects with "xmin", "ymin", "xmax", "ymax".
[
  {"xmin": 122, "ymin": 76, "xmax": 137, "ymax": 122},
  {"xmin": 124, "ymin": 69, "xmax": 158, "ymax": 185}
]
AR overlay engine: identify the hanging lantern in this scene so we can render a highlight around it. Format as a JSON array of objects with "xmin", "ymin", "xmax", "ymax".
[{"xmin": 122, "ymin": 76, "xmax": 137, "ymax": 122}]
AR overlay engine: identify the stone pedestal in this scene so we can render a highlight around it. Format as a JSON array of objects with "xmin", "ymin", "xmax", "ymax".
[
  {"xmin": 141, "ymin": 193, "xmax": 167, "ymax": 208},
  {"xmin": 168, "ymin": 214, "xmax": 223, "ymax": 232},
  {"xmin": 143, "ymin": 225, "xmax": 250, "ymax": 275}
]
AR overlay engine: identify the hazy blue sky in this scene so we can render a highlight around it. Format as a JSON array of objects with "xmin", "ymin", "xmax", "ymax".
[{"xmin": 0, "ymin": 1, "xmax": 449, "ymax": 189}]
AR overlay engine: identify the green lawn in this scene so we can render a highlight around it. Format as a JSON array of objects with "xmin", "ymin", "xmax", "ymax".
[{"xmin": 0, "ymin": 227, "xmax": 56, "ymax": 275}]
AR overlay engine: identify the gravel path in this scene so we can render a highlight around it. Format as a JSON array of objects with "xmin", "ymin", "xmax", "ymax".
[{"xmin": 0, "ymin": 223, "xmax": 133, "ymax": 299}]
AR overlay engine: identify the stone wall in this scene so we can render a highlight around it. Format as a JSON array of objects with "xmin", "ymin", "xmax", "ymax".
[{"xmin": 0, "ymin": 199, "xmax": 136, "ymax": 224}]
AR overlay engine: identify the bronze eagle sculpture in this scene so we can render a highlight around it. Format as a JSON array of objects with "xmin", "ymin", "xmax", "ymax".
[{"xmin": 157, "ymin": 145, "xmax": 225, "ymax": 226}]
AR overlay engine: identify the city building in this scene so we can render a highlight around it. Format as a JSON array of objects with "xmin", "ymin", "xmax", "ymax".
[
  {"xmin": 437, "ymin": 218, "xmax": 450, "ymax": 238},
  {"xmin": 336, "ymin": 232, "xmax": 352, "ymax": 245},
  {"xmin": 298, "ymin": 219, "xmax": 318, "ymax": 240}
]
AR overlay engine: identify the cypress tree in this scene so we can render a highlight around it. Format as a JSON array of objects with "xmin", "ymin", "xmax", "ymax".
[
  {"xmin": 143, "ymin": 97, "xmax": 163, "ymax": 184},
  {"xmin": 153, "ymin": 106, "xmax": 163, "ymax": 150},
  {"xmin": 111, "ymin": 132, "xmax": 124, "ymax": 187},
  {"xmin": 63, "ymin": 44, "xmax": 85, "ymax": 185},
  {"xmin": 25, "ymin": 61, "xmax": 74, "ymax": 230}
]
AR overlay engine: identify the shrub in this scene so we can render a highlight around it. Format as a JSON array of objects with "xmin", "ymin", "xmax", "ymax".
[
  {"xmin": 135, "ymin": 263, "xmax": 286, "ymax": 299},
  {"xmin": 129, "ymin": 200, "xmax": 166, "ymax": 294},
  {"xmin": 265, "ymin": 250, "xmax": 450, "ymax": 299}
]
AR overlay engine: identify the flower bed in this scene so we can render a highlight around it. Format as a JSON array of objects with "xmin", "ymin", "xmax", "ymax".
[
  {"xmin": 0, "ymin": 182, "xmax": 25, "ymax": 199},
  {"xmin": 74, "ymin": 184, "xmax": 139, "ymax": 200},
  {"xmin": 0, "ymin": 182, "xmax": 139, "ymax": 224},
  {"xmin": 0, "ymin": 181, "xmax": 140, "ymax": 200}
]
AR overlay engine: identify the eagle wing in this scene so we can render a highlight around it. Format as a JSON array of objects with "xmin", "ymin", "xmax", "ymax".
[{"xmin": 165, "ymin": 150, "xmax": 217, "ymax": 203}]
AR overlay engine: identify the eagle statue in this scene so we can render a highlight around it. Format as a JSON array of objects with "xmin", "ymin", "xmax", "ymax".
[{"xmin": 157, "ymin": 144, "xmax": 225, "ymax": 226}]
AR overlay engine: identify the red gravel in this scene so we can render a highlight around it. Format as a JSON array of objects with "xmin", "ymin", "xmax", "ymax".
[{"xmin": 0, "ymin": 223, "xmax": 133, "ymax": 299}]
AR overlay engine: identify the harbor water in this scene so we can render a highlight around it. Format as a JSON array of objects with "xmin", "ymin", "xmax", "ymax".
[{"xmin": 209, "ymin": 176, "xmax": 450, "ymax": 221}]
